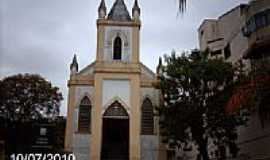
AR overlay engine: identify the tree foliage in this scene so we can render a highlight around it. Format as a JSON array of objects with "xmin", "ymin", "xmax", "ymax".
[
  {"xmin": 226, "ymin": 58, "xmax": 270, "ymax": 127},
  {"xmin": 0, "ymin": 74, "xmax": 63, "ymax": 122},
  {"xmin": 157, "ymin": 51, "xmax": 248, "ymax": 159}
]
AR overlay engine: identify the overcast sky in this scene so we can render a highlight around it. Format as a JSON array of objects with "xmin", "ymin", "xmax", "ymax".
[{"xmin": 0, "ymin": 0, "xmax": 250, "ymax": 116}]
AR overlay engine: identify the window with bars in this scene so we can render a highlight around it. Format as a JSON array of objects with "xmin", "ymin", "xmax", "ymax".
[
  {"xmin": 243, "ymin": 9, "xmax": 270, "ymax": 37},
  {"xmin": 78, "ymin": 96, "xmax": 91, "ymax": 133},
  {"xmin": 141, "ymin": 98, "xmax": 154, "ymax": 135}
]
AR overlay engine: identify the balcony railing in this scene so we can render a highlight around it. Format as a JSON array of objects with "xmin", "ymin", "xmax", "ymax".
[{"xmin": 242, "ymin": 9, "xmax": 270, "ymax": 37}]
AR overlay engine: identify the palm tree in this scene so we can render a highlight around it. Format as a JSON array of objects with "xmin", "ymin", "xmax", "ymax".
[{"xmin": 177, "ymin": 0, "xmax": 187, "ymax": 13}]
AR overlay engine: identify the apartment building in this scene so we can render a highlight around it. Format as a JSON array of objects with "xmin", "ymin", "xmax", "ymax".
[{"xmin": 199, "ymin": 0, "xmax": 270, "ymax": 159}]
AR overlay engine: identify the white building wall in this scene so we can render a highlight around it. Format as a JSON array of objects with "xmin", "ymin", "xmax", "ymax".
[
  {"xmin": 199, "ymin": 20, "xmax": 218, "ymax": 51},
  {"xmin": 141, "ymin": 87, "xmax": 160, "ymax": 107},
  {"xmin": 72, "ymin": 134, "xmax": 91, "ymax": 160},
  {"xmin": 104, "ymin": 26, "xmax": 132, "ymax": 62},
  {"xmin": 74, "ymin": 86, "xmax": 94, "ymax": 109},
  {"xmin": 102, "ymin": 79, "xmax": 130, "ymax": 109},
  {"xmin": 218, "ymin": 6, "xmax": 250, "ymax": 66},
  {"xmin": 141, "ymin": 136, "xmax": 159, "ymax": 160},
  {"xmin": 228, "ymin": 31, "xmax": 250, "ymax": 67},
  {"xmin": 140, "ymin": 87, "xmax": 160, "ymax": 160},
  {"xmin": 199, "ymin": 6, "xmax": 250, "ymax": 67},
  {"xmin": 72, "ymin": 86, "xmax": 94, "ymax": 160}
]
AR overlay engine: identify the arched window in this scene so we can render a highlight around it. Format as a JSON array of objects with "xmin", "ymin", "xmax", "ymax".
[
  {"xmin": 141, "ymin": 98, "xmax": 154, "ymax": 135},
  {"xmin": 78, "ymin": 96, "xmax": 91, "ymax": 133},
  {"xmin": 113, "ymin": 36, "xmax": 122, "ymax": 60},
  {"xmin": 103, "ymin": 101, "xmax": 128, "ymax": 119}
]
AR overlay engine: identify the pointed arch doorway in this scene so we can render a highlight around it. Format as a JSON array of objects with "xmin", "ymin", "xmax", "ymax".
[{"xmin": 101, "ymin": 101, "xmax": 129, "ymax": 160}]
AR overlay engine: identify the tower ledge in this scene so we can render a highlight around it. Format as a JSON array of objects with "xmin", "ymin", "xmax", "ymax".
[{"xmin": 97, "ymin": 19, "xmax": 141, "ymax": 27}]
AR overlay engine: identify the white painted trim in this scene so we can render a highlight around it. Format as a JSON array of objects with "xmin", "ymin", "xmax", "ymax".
[
  {"xmin": 102, "ymin": 96, "xmax": 130, "ymax": 116},
  {"xmin": 141, "ymin": 94, "xmax": 154, "ymax": 107},
  {"xmin": 75, "ymin": 92, "xmax": 93, "ymax": 108}
]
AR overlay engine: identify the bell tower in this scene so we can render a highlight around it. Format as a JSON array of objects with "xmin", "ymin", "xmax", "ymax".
[
  {"xmin": 96, "ymin": 0, "xmax": 141, "ymax": 64},
  {"xmin": 91, "ymin": 0, "xmax": 142, "ymax": 159}
]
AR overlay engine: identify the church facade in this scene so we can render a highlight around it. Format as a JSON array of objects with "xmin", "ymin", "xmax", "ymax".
[{"xmin": 64, "ymin": 0, "xmax": 164, "ymax": 159}]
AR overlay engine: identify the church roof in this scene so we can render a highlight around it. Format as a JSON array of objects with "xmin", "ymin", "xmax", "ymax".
[
  {"xmin": 108, "ymin": 0, "xmax": 131, "ymax": 21},
  {"xmin": 77, "ymin": 61, "xmax": 156, "ymax": 81}
]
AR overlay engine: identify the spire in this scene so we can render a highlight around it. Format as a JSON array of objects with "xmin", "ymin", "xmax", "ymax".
[
  {"xmin": 156, "ymin": 56, "xmax": 163, "ymax": 76},
  {"xmin": 70, "ymin": 54, "xmax": 78, "ymax": 75},
  {"xmin": 108, "ymin": 0, "xmax": 131, "ymax": 21},
  {"xmin": 158, "ymin": 57, "xmax": 162, "ymax": 67},
  {"xmin": 98, "ymin": 0, "xmax": 107, "ymax": 19},
  {"xmin": 132, "ymin": 0, "xmax": 140, "ymax": 20}
]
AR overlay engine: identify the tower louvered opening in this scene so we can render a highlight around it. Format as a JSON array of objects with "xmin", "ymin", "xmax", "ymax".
[
  {"xmin": 78, "ymin": 96, "xmax": 91, "ymax": 133},
  {"xmin": 113, "ymin": 36, "xmax": 122, "ymax": 60},
  {"xmin": 141, "ymin": 98, "xmax": 154, "ymax": 135}
]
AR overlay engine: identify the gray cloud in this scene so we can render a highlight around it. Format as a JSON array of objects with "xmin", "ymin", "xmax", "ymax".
[{"xmin": 0, "ymin": 0, "xmax": 250, "ymax": 116}]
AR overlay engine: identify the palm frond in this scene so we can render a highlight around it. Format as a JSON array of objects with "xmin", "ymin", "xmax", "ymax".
[{"xmin": 177, "ymin": 0, "xmax": 186, "ymax": 13}]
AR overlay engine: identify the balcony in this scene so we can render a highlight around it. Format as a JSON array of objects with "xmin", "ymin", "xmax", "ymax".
[{"xmin": 243, "ymin": 9, "xmax": 270, "ymax": 59}]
